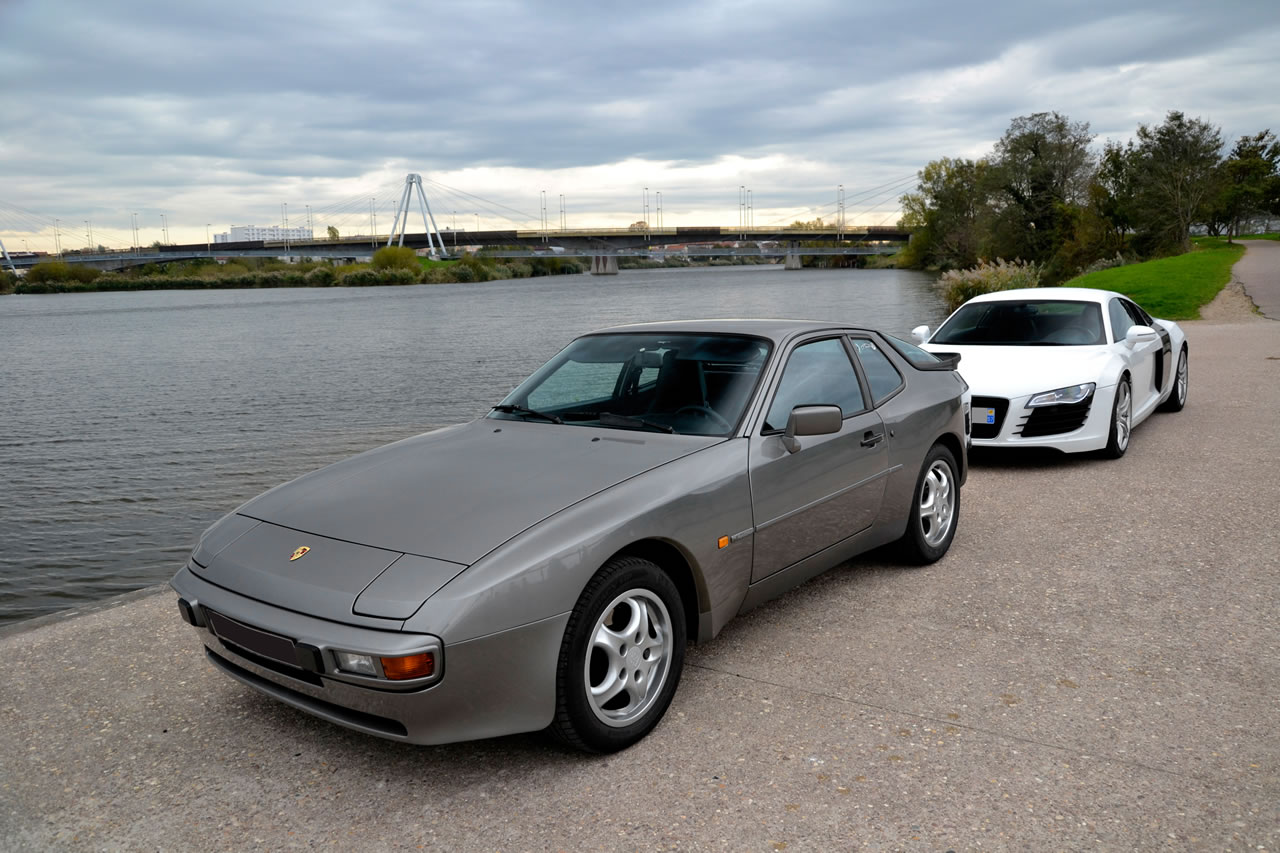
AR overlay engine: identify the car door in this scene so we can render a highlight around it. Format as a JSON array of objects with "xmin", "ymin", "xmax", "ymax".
[
  {"xmin": 1123, "ymin": 298, "xmax": 1172, "ymax": 401},
  {"xmin": 748, "ymin": 336, "xmax": 888, "ymax": 583},
  {"xmin": 1108, "ymin": 297, "xmax": 1159, "ymax": 412}
]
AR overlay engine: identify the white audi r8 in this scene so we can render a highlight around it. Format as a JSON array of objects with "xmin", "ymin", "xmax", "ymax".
[{"xmin": 912, "ymin": 288, "xmax": 1188, "ymax": 457}]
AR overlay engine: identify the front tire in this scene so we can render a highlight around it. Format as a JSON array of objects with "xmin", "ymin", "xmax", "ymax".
[
  {"xmin": 898, "ymin": 443, "xmax": 959, "ymax": 564},
  {"xmin": 550, "ymin": 556, "xmax": 686, "ymax": 752},
  {"xmin": 1159, "ymin": 346, "xmax": 1188, "ymax": 412},
  {"xmin": 1103, "ymin": 376, "xmax": 1132, "ymax": 458}
]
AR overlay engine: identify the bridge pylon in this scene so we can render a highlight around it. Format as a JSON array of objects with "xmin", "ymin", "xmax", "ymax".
[
  {"xmin": 0, "ymin": 237, "xmax": 15, "ymax": 273},
  {"xmin": 387, "ymin": 173, "xmax": 448, "ymax": 259}
]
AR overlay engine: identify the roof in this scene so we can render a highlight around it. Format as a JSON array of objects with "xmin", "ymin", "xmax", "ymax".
[
  {"xmin": 591, "ymin": 318, "xmax": 877, "ymax": 343},
  {"xmin": 964, "ymin": 287, "xmax": 1121, "ymax": 305}
]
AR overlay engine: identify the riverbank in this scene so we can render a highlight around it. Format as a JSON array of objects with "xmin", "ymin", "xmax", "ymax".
[
  {"xmin": 2, "ymin": 313, "xmax": 1276, "ymax": 850},
  {"xmin": 4, "ymin": 252, "xmax": 590, "ymax": 294}
]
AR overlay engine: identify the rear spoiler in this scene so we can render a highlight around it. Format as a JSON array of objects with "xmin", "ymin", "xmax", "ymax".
[{"xmin": 914, "ymin": 351, "xmax": 961, "ymax": 371}]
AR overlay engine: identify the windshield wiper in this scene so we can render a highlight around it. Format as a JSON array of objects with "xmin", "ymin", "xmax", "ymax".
[
  {"xmin": 561, "ymin": 411, "xmax": 674, "ymax": 433},
  {"xmin": 599, "ymin": 412, "xmax": 674, "ymax": 433},
  {"xmin": 491, "ymin": 404, "xmax": 563, "ymax": 424}
]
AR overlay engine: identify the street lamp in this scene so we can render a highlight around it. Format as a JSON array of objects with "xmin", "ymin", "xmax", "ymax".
[
  {"xmin": 475, "ymin": 213, "xmax": 480, "ymax": 232},
  {"xmin": 206, "ymin": 224, "xmax": 211, "ymax": 254}
]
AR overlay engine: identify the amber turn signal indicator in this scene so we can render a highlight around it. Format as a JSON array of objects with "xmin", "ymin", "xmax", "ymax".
[
  {"xmin": 717, "ymin": 535, "xmax": 730, "ymax": 549},
  {"xmin": 379, "ymin": 652, "xmax": 436, "ymax": 680}
]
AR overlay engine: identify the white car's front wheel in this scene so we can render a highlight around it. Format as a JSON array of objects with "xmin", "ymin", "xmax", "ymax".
[
  {"xmin": 1103, "ymin": 377, "xmax": 1132, "ymax": 459},
  {"xmin": 1159, "ymin": 346, "xmax": 1188, "ymax": 413}
]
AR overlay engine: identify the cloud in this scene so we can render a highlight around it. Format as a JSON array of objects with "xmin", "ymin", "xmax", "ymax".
[{"xmin": 1, "ymin": 0, "xmax": 1277, "ymax": 247}]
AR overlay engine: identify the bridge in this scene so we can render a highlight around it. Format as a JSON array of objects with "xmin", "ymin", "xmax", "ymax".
[
  {"xmin": 3, "ymin": 173, "xmax": 913, "ymax": 275},
  {"xmin": 7, "ymin": 225, "xmax": 910, "ymax": 274}
]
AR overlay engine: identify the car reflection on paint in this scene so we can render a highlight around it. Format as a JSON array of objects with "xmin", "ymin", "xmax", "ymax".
[{"xmin": 171, "ymin": 319, "xmax": 969, "ymax": 752}]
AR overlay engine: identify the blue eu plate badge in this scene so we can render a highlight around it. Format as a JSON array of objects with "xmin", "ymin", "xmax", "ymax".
[{"xmin": 983, "ymin": 408, "xmax": 996, "ymax": 425}]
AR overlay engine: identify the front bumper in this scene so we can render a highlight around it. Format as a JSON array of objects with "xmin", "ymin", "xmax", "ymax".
[
  {"xmin": 969, "ymin": 386, "xmax": 1113, "ymax": 453},
  {"xmin": 171, "ymin": 565, "xmax": 569, "ymax": 745}
]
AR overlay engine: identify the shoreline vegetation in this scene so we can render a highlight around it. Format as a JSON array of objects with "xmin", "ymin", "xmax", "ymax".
[{"xmin": 0, "ymin": 245, "xmax": 874, "ymax": 296}]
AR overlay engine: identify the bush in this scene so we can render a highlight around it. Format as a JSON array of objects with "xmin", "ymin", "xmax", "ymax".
[
  {"xmin": 26, "ymin": 260, "xmax": 100, "ymax": 284},
  {"xmin": 306, "ymin": 267, "xmax": 336, "ymax": 287},
  {"xmin": 372, "ymin": 246, "xmax": 421, "ymax": 271},
  {"xmin": 339, "ymin": 268, "xmax": 417, "ymax": 286},
  {"xmin": 936, "ymin": 258, "xmax": 1041, "ymax": 312},
  {"xmin": 0, "ymin": 270, "xmax": 16, "ymax": 294}
]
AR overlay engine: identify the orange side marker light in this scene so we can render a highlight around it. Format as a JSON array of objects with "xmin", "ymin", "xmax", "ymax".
[{"xmin": 717, "ymin": 535, "xmax": 730, "ymax": 549}]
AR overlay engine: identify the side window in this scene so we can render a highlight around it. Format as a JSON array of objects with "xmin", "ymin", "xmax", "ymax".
[
  {"xmin": 850, "ymin": 338, "xmax": 904, "ymax": 405},
  {"xmin": 763, "ymin": 338, "xmax": 865, "ymax": 431},
  {"xmin": 1108, "ymin": 298, "xmax": 1134, "ymax": 342}
]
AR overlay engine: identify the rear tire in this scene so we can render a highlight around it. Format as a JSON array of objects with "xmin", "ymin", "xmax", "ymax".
[
  {"xmin": 897, "ymin": 443, "xmax": 959, "ymax": 564},
  {"xmin": 549, "ymin": 556, "xmax": 686, "ymax": 753},
  {"xmin": 1103, "ymin": 377, "xmax": 1132, "ymax": 459},
  {"xmin": 1159, "ymin": 346, "xmax": 1188, "ymax": 412}
]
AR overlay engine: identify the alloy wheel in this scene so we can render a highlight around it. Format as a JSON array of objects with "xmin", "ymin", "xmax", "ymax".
[
  {"xmin": 585, "ymin": 589, "xmax": 674, "ymax": 728},
  {"xmin": 918, "ymin": 459, "xmax": 955, "ymax": 548},
  {"xmin": 1115, "ymin": 381, "xmax": 1131, "ymax": 450}
]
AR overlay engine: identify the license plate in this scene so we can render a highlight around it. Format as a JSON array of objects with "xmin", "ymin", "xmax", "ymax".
[
  {"xmin": 206, "ymin": 609, "xmax": 298, "ymax": 668},
  {"xmin": 983, "ymin": 407, "xmax": 996, "ymax": 425}
]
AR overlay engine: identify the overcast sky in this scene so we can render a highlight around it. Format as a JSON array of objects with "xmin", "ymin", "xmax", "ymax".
[{"xmin": 2, "ymin": 0, "xmax": 1277, "ymax": 250}]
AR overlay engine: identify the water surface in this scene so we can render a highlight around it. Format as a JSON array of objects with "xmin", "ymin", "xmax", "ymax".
[{"xmin": 0, "ymin": 265, "xmax": 945, "ymax": 626}]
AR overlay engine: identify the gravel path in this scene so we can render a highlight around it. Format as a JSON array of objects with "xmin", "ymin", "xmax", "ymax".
[
  {"xmin": 2, "ymin": 319, "xmax": 1278, "ymax": 851},
  {"xmin": 1231, "ymin": 238, "xmax": 1280, "ymax": 320}
]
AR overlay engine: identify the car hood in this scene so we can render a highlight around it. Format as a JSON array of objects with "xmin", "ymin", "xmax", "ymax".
[
  {"xmin": 234, "ymin": 419, "xmax": 721, "ymax": 566},
  {"xmin": 923, "ymin": 343, "xmax": 1113, "ymax": 398}
]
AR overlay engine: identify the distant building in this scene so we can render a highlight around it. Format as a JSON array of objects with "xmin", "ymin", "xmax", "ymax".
[{"xmin": 214, "ymin": 225, "xmax": 314, "ymax": 243}]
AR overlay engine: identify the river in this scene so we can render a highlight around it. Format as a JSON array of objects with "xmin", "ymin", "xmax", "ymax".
[{"xmin": 0, "ymin": 265, "xmax": 945, "ymax": 627}]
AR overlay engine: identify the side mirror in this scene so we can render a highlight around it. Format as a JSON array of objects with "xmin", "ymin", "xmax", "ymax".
[
  {"xmin": 781, "ymin": 405, "xmax": 842, "ymax": 453},
  {"xmin": 911, "ymin": 325, "xmax": 931, "ymax": 344},
  {"xmin": 1124, "ymin": 325, "xmax": 1158, "ymax": 347}
]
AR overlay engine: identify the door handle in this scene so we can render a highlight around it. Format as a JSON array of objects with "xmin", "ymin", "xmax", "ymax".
[{"xmin": 860, "ymin": 431, "xmax": 884, "ymax": 447}]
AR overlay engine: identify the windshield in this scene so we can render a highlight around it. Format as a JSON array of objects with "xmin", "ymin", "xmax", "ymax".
[
  {"xmin": 931, "ymin": 300, "xmax": 1106, "ymax": 346},
  {"xmin": 491, "ymin": 332, "xmax": 772, "ymax": 436}
]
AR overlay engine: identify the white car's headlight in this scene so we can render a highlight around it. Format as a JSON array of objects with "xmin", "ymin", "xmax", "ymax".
[{"xmin": 1026, "ymin": 383, "xmax": 1095, "ymax": 407}]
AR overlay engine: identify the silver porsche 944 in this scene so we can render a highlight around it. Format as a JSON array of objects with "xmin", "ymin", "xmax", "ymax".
[{"xmin": 171, "ymin": 319, "xmax": 970, "ymax": 752}]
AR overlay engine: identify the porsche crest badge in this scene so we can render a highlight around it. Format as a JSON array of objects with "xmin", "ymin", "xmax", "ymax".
[{"xmin": 289, "ymin": 546, "xmax": 311, "ymax": 561}]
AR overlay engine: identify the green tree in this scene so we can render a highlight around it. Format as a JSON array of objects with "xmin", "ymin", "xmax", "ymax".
[
  {"xmin": 1216, "ymin": 130, "xmax": 1280, "ymax": 240},
  {"xmin": 898, "ymin": 157, "xmax": 992, "ymax": 269},
  {"xmin": 987, "ymin": 112, "xmax": 1095, "ymax": 269},
  {"xmin": 326, "ymin": 225, "xmax": 340, "ymax": 241},
  {"xmin": 1130, "ymin": 111, "xmax": 1224, "ymax": 253}
]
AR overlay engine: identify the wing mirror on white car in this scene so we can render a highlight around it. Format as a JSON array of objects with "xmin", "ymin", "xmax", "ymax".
[
  {"xmin": 1124, "ymin": 325, "xmax": 1159, "ymax": 347},
  {"xmin": 781, "ymin": 405, "xmax": 842, "ymax": 453},
  {"xmin": 911, "ymin": 325, "xmax": 931, "ymax": 343}
]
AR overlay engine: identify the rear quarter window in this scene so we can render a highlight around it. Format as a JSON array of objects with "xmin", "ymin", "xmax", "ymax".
[{"xmin": 850, "ymin": 338, "xmax": 903, "ymax": 405}]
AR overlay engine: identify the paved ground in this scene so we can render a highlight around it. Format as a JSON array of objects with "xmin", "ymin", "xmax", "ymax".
[
  {"xmin": 2, "ymin": 297, "xmax": 1277, "ymax": 852},
  {"xmin": 1235, "ymin": 239, "xmax": 1280, "ymax": 319}
]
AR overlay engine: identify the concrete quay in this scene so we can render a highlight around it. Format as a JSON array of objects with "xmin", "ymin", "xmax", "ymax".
[{"xmin": 1, "ymin": 309, "xmax": 1277, "ymax": 851}]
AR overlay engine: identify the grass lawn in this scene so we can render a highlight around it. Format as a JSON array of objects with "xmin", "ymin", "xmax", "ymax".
[
  {"xmin": 1065, "ymin": 239, "xmax": 1245, "ymax": 320},
  {"xmin": 1238, "ymin": 233, "xmax": 1279, "ymax": 241}
]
